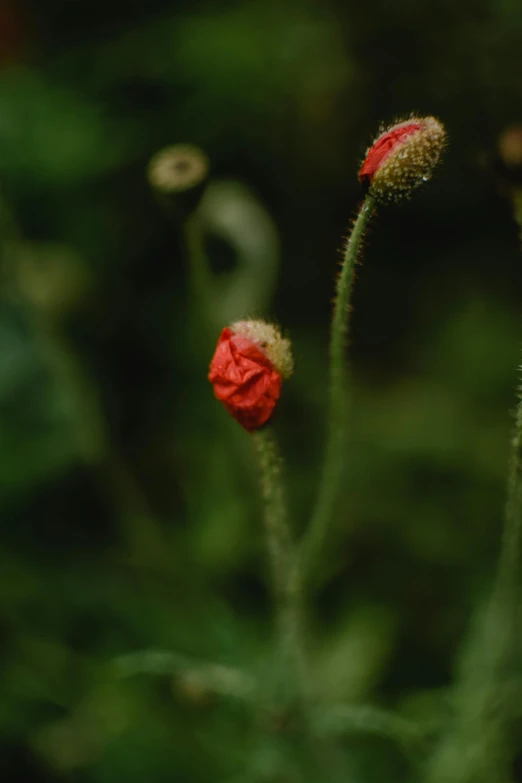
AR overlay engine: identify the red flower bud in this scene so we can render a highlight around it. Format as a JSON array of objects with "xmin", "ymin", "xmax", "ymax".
[
  {"xmin": 359, "ymin": 116, "xmax": 446, "ymax": 203},
  {"xmin": 208, "ymin": 320, "xmax": 293, "ymax": 433}
]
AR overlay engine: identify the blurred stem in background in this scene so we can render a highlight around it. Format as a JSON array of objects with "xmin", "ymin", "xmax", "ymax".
[
  {"xmin": 300, "ymin": 195, "xmax": 376, "ymax": 578},
  {"xmin": 423, "ymin": 179, "xmax": 522, "ymax": 783},
  {"xmin": 0, "ymin": 194, "xmax": 165, "ymax": 564},
  {"xmin": 147, "ymin": 146, "xmax": 281, "ymax": 339},
  {"xmin": 423, "ymin": 383, "xmax": 522, "ymax": 783},
  {"xmin": 513, "ymin": 190, "xmax": 522, "ymax": 247},
  {"xmin": 196, "ymin": 180, "xmax": 280, "ymax": 327},
  {"xmin": 147, "ymin": 144, "xmax": 214, "ymax": 347},
  {"xmin": 498, "ymin": 208, "xmax": 522, "ymax": 627},
  {"xmin": 29, "ymin": 307, "xmax": 167, "ymax": 563},
  {"xmin": 184, "ymin": 211, "xmax": 215, "ymax": 331},
  {"xmin": 496, "ymin": 126, "xmax": 522, "ymax": 251}
]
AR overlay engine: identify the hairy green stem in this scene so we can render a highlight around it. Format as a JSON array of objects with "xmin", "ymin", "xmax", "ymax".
[
  {"xmin": 252, "ymin": 429, "xmax": 306, "ymax": 693},
  {"xmin": 253, "ymin": 429, "xmax": 346, "ymax": 781},
  {"xmin": 300, "ymin": 195, "xmax": 376, "ymax": 576}
]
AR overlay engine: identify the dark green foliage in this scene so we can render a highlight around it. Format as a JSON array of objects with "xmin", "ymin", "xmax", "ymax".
[{"xmin": 2, "ymin": 0, "xmax": 522, "ymax": 780}]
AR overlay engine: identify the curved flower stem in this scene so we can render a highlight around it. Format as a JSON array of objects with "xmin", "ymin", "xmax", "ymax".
[
  {"xmin": 252, "ymin": 428, "xmax": 306, "ymax": 698},
  {"xmin": 424, "ymin": 211, "xmax": 522, "ymax": 783},
  {"xmin": 497, "ymin": 381, "xmax": 522, "ymax": 623},
  {"xmin": 300, "ymin": 195, "xmax": 376, "ymax": 577},
  {"xmin": 501, "ymin": 191, "xmax": 522, "ymax": 593},
  {"xmin": 423, "ymin": 389, "xmax": 522, "ymax": 783},
  {"xmin": 425, "ymin": 185, "xmax": 522, "ymax": 783}
]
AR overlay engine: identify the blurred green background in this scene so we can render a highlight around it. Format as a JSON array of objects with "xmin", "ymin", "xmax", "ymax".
[{"xmin": 2, "ymin": 0, "xmax": 522, "ymax": 780}]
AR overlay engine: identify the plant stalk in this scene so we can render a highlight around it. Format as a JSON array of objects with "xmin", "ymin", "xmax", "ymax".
[
  {"xmin": 423, "ymin": 390, "xmax": 522, "ymax": 783},
  {"xmin": 184, "ymin": 213, "xmax": 215, "ymax": 332},
  {"xmin": 252, "ymin": 428, "xmax": 306, "ymax": 697},
  {"xmin": 300, "ymin": 195, "xmax": 376, "ymax": 577}
]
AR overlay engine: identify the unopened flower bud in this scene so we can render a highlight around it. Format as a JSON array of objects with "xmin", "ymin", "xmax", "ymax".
[
  {"xmin": 359, "ymin": 116, "xmax": 446, "ymax": 203},
  {"xmin": 208, "ymin": 320, "xmax": 293, "ymax": 432},
  {"xmin": 147, "ymin": 144, "xmax": 210, "ymax": 214}
]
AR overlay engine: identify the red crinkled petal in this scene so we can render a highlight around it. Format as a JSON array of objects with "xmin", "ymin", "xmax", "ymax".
[
  {"xmin": 208, "ymin": 328, "xmax": 282, "ymax": 432},
  {"xmin": 359, "ymin": 123, "xmax": 421, "ymax": 185}
]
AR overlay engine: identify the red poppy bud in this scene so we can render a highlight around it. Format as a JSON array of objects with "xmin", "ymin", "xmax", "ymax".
[
  {"xmin": 359, "ymin": 116, "xmax": 446, "ymax": 203},
  {"xmin": 208, "ymin": 320, "xmax": 293, "ymax": 432}
]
